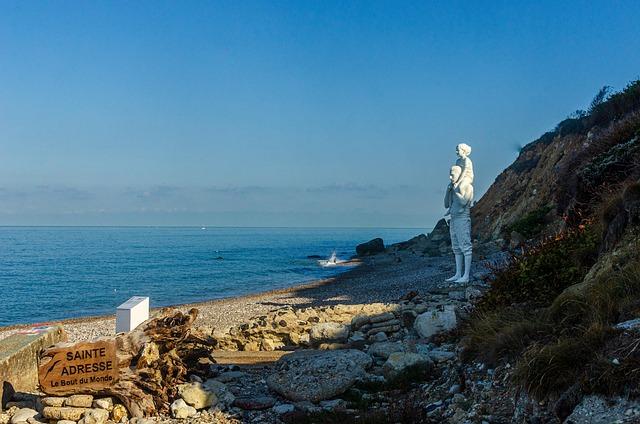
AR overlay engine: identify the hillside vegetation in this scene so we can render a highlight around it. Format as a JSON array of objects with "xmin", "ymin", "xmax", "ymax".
[{"xmin": 463, "ymin": 79, "xmax": 640, "ymax": 421}]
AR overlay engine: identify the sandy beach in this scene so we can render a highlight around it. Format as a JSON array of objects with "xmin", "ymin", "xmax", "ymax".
[{"xmin": 0, "ymin": 250, "xmax": 476, "ymax": 343}]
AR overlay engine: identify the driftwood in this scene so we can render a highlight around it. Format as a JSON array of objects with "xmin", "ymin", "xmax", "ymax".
[{"xmin": 39, "ymin": 308, "xmax": 216, "ymax": 417}]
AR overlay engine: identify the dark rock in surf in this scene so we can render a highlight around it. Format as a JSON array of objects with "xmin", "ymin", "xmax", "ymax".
[{"xmin": 356, "ymin": 238, "xmax": 385, "ymax": 256}]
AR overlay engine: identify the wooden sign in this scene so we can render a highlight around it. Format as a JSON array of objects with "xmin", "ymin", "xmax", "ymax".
[{"xmin": 39, "ymin": 340, "xmax": 119, "ymax": 395}]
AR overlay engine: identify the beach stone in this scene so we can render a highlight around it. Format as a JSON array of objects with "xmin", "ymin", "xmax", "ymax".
[
  {"xmin": 41, "ymin": 397, "xmax": 66, "ymax": 407},
  {"xmin": 203, "ymin": 380, "xmax": 235, "ymax": 409},
  {"xmin": 56, "ymin": 421, "xmax": 76, "ymax": 424},
  {"xmin": 10, "ymin": 408, "xmax": 37, "ymax": 424},
  {"xmin": 366, "ymin": 325, "xmax": 400, "ymax": 336},
  {"xmin": 177, "ymin": 382, "xmax": 217, "ymax": 409},
  {"xmin": 233, "ymin": 396, "xmax": 276, "ymax": 410},
  {"xmin": 110, "ymin": 404, "xmax": 127, "ymax": 422},
  {"xmin": 350, "ymin": 315, "xmax": 370, "ymax": 330},
  {"xmin": 215, "ymin": 371, "xmax": 247, "ymax": 383},
  {"xmin": 370, "ymin": 332, "xmax": 388, "ymax": 342},
  {"xmin": 465, "ymin": 286, "xmax": 483, "ymax": 301},
  {"xmin": 267, "ymin": 349, "xmax": 372, "ymax": 402},
  {"xmin": 370, "ymin": 319, "xmax": 401, "ymax": 329},
  {"xmin": 92, "ymin": 398, "xmax": 113, "ymax": 411},
  {"xmin": 65, "ymin": 396, "xmax": 93, "ymax": 408},
  {"xmin": 356, "ymin": 238, "xmax": 384, "ymax": 256},
  {"xmin": 273, "ymin": 404, "xmax": 295, "ymax": 414},
  {"xmin": 429, "ymin": 349, "xmax": 456, "ymax": 363},
  {"xmin": 401, "ymin": 310, "xmax": 418, "ymax": 327},
  {"xmin": 370, "ymin": 312, "xmax": 395, "ymax": 324},
  {"xmin": 382, "ymin": 352, "xmax": 433, "ymax": 380},
  {"xmin": 414, "ymin": 306, "xmax": 457, "ymax": 338},
  {"xmin": 80, "ymin": 409, "xmax": 109, "ymax": 424},
  {"xmin": 368, "ymin": 342, "xmax": 405, "ymax": 359},
  {"xmin": 25, "ymin": 418, "xmax": 46, "ymax": 424},
  {"xmin": 42, "ymin": 407, "xmax": 88, "ymax": 421},
  {"xmin": 170, "ymin": 399, "xmax": 196, "ymax": 419},
  {"xmin": 320, "ymin": 399, "xmax": 346, "ymax": 410},
  {"xmin": 309, "ymin": 323, "xmax": 350, "ymax": 345}
]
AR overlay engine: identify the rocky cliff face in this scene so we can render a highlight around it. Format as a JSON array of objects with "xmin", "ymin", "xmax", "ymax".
[{"xmin": 472, "ymin": 81, "xmax": 640, "ymax": 243}]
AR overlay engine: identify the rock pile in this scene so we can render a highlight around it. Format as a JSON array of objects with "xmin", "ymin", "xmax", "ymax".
[
  {"xmin": 3, "ymin": 395, "xmax": 127, "ymax": 424},
  {"xmin": 0, "ymin": 286, "xmax": 488, "ymax": 424}
]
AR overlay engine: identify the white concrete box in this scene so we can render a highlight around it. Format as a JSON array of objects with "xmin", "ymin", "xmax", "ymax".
[{"xmin": 116, "ymin": 296, "xmax": 150, "ymax": 334}]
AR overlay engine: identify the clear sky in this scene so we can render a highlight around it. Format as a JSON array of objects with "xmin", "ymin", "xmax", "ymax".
[{"xmin": 1, "ymin": 1, "xmax": 639, "ymax": 227}]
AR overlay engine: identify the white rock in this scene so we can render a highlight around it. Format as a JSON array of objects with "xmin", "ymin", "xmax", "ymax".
[
  {"xmin": 81, "ymin": 409, "xmax": 109, "ymax": 424},
  {"xmin": 171, "ymin": 399, "xmax": 197, "ymax": 419},
  {"xmin": 10, "ymin": 409, "xmax": 38, "ymax": 424},
  {"xmin": 178, "ymin": 382, "xmax": 217, "ymax": 409},
  {"xmin": 92, "ymin": 398, "xmax": 114, "ymax": 411},
  {"xmin": 413, "ymin": 305, "xmax": 457, "ymax": 338}
]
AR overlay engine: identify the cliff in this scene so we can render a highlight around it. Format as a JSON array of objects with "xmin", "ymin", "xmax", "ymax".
[{"xmin": 472, "ymin": 81, "xmax": 640, "ymax": 243}]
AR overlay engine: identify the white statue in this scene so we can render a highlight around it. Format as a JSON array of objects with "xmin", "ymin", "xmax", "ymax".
[{"xmin": 444, "ymin": 144, "xmax": 474, "ymax": 283}]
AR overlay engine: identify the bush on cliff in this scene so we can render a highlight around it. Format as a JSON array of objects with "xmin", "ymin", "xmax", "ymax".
[
  {"xmin": 504, "ymin": 205, "xmax": 554, "ymax": 240},
  {"xmin": 464, "ymin": 228, "xmax": 640, "ymax": 400},
  {"xmin": 477, "ymin": 225, "xmax": 600, "ymax": 310}
]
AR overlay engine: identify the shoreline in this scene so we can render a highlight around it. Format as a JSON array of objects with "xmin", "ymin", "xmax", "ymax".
[
  {"xmin": 0, "ymin": 251, "xmax": 460, "ymax": 342},
  {"xmin": 0, "ymin": 259, "xmax": 364, "ymax": 332}
]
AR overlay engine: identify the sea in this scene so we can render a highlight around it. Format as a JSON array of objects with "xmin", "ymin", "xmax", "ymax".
[{"xmin": 0, "ymin": 227, "xmax": 424, "ymax": 327}]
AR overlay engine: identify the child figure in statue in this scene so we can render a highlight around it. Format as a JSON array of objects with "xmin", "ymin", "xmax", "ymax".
[{"xmin": 445, "ymin": 143, "xmax": 473, "ymax": 217}]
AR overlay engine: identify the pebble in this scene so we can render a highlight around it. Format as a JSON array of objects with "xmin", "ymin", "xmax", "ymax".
[
  {"xmin": 272, "ymin": 404, "xmax": 295, "ymax": 414},
  {"xmin": 449, "ymin": 384, "xmax": 462, "ymax": 394}
]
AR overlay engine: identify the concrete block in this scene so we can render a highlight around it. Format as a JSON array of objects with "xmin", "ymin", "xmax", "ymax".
[
  {"xmin": 0, "ymin": 326, "xmax": 66, "ymax": 410},
  {"xmin": 116, "ymin": 296, "xmax": 149, "ymax": 334}
]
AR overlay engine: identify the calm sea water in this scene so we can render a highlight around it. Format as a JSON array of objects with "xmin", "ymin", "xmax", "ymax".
[{"xmin": 0, "ymin": 227, "xmax": 423, "ymax": 326}]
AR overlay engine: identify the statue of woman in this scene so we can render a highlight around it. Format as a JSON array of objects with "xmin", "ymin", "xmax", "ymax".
[{"xmin": 444, "ymin": 156, "xmax": 474, "ymax": 283}]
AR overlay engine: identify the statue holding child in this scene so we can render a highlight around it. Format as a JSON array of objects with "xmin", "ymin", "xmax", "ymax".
[{"xmin": 444, "ymin": 143, "xmax": 474, "ymax": 283}]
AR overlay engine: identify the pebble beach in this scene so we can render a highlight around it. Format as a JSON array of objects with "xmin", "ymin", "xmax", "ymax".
[{"xmin": 0, "ymin": 250, "xmax": 474, "ymax": 343}]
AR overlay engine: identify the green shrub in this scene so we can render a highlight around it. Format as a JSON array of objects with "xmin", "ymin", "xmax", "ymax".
[
  {"xmin": 505, "ymin": 205, "xmax": 554, "ymax": 239},
  {"xmin": 479, "ymin": 226, "xmax": 600, "ymax": 309}
]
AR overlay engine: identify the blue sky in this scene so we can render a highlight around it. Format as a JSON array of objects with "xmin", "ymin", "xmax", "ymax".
[{"xmin": 1, "ymin": 1, "xmax": 639, "ymax": 227}]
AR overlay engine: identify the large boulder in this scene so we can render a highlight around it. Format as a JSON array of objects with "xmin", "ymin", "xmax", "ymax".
[
  {"xmin": 267, "ymin": 349, "xmax": 372, "ymax": 402},
  {"xmin": 356, "ymin": 238, "xmax": 385, "ymax": 256},
  {"xmin": 414, "ymin": 305, "xmax": 457, "ymax": 338},
  {"xmin": 309, "ymin": 322, "xmax": 350, "ymax": 346}
]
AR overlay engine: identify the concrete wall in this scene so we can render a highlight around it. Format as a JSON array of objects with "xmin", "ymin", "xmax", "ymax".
[{"xmin": 0, "ymin": 326, "xmax": 66, "ymax": 410}]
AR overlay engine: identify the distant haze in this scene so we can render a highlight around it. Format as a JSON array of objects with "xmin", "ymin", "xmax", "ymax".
[{"xmin": 1, "ymin": 1, "xmax": 639, "ymax": 227}]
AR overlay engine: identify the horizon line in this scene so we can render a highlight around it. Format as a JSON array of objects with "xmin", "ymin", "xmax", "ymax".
[{"xmin": 0, "ymin": 225, "xmax": 430, "ymax": 230}]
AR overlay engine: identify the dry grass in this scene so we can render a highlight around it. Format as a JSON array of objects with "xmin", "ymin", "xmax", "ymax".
[
  {"xmin": 462, "ymin": 307, "xmax": 550, "ymax": 365},
  {"xmin": 464, "ymin": 224, "xmax": 640, "ymax": 400}
]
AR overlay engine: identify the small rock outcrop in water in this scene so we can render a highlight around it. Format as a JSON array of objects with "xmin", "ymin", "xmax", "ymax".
[{"xmin": 355, "ymin": 238, "xmax": 385, "ymax": 256}]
